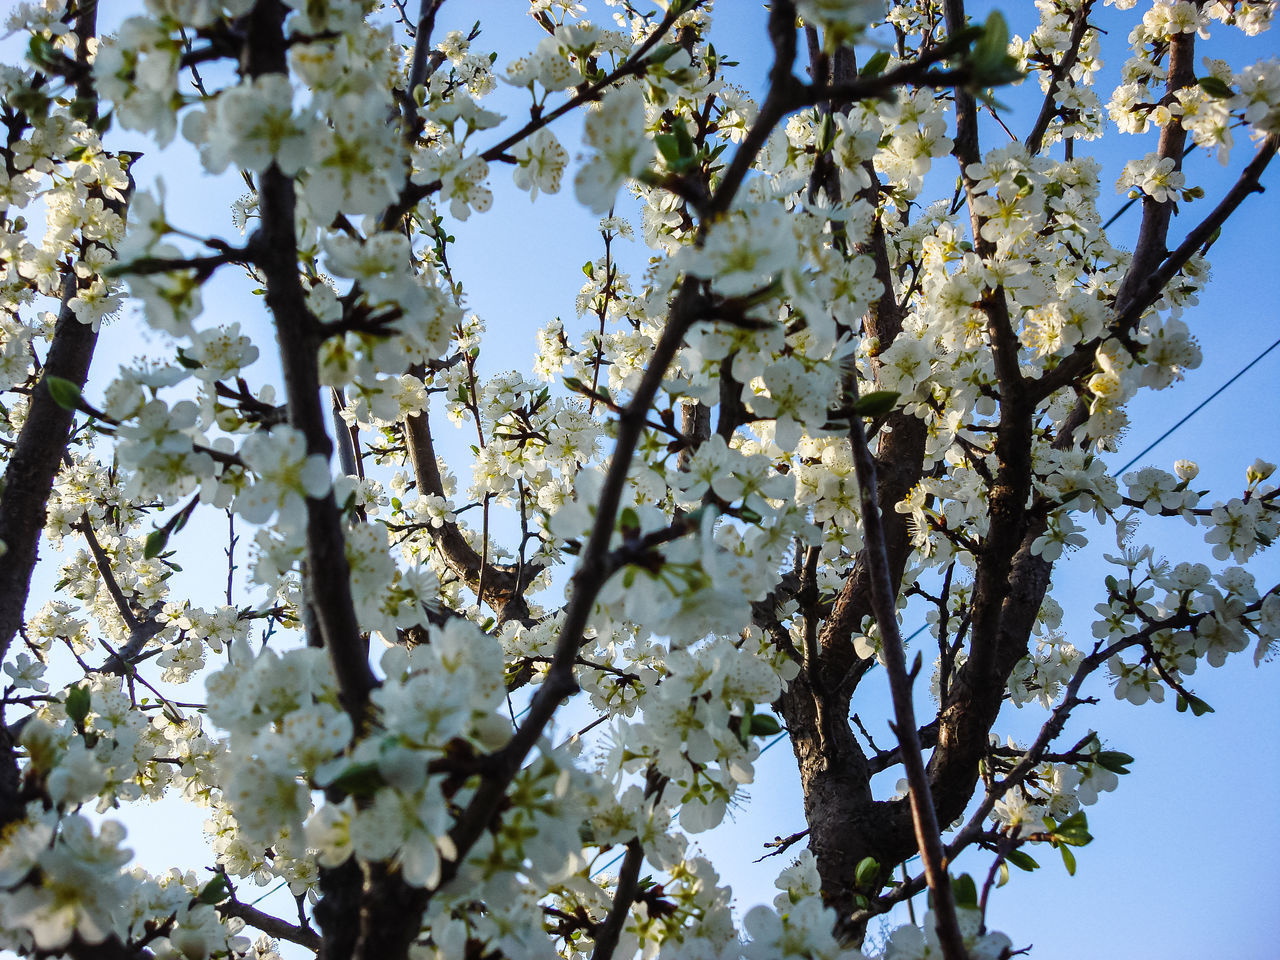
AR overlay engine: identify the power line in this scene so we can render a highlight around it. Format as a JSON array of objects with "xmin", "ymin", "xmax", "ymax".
[{"xmin": 1117, "ymin": 336, "xmax": 1280, "ymax": 475}]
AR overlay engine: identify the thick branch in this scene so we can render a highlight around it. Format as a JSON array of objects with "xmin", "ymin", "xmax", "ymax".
[
  {"xmin": 0, "ymin": 0, "xmax": 119, "ymax": 836},
  {"xmin": 1112, "ymin": 29, "xmax": 1195, "ymax": 320},
  {"xmin": 406, "ymin": 0, "xmax": 447, "ymax": 94},
  {"xmin": 220, "ymin": 900, "xmax": 321, "ymax": 951},
  {"xmin": 245, "ymin": 0, "xmax": 376, "ymax": 725},
  {"xmin": 0, "ymin": 283, "xmax": 99, "ymax": 670}
]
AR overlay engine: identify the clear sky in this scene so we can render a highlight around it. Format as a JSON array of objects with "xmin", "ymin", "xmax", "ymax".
[{"xmin": 3, "ymin": 3, "xmax": 1277, "ymax": 958}]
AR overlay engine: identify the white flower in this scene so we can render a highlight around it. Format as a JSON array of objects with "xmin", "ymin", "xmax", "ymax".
[
  {"xmin": 3, "ymin": 652, "xmax": 49, "ymax": 692},
  {"xmin": 210, "ymin": 74, "xmax": 316, "ymax": 175},
  {"xmin": 513, "ymin": 128, "xmax": 568, "ymax": 199},
  {"xmin": 237, "ymin": 426, "xmax": 332, "ymax": 534},
  {"xmin": 574, "ymin": 84, "xmax": 650, "ymax": 213},
  {"xmin": 186, "ymin": 323, "xmax": 260, "ymax": 382}
]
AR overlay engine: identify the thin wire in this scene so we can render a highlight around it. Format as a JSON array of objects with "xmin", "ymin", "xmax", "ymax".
[{"xmin": 1117, "ymin": 337, "xmax": 1280, "ymax": 475}]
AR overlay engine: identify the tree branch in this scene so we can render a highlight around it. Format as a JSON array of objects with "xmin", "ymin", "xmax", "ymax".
[
  {"xmin": 435, "ymin": 0, "xmax": 800, "ymax": 902},
  {"xmin": 244, "ymin": 0, "xmax": 376, "ymax": 726},
  {"xmin": 1034, "ymin": 131, "xmax": 1279, "ymax": 400},
  {"xmin": 590, "ymin": 839, "xmax": 644, "ymax": 960},
  {"xmin": 220, "ymin": 900, "xmax": 321, "ymax": 951},
  {"xmin": 847, "ymin": 387, "xmax": 966, "ymax": 960},
  {"xmin": 1024, "ymin": 1, "xmax": 1096, "ymax": 157}
]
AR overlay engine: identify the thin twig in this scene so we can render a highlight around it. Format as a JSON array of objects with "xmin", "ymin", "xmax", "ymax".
[{"xmin": 847, "ymin": 378, "xmax": 966, "ymax": 960}]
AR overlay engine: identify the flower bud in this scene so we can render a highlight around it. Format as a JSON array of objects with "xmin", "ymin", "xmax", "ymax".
[{"xmin": 1247, "ymin": 459, "xmax": 1276, "ymax": 485}]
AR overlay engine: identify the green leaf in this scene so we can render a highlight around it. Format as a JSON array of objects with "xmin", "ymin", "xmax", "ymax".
[
  {"xmin": 969, "ymin": 11, "xmax": 1022, "ymax": 86},
  {"xmin": 749, "ymin": 714, "xmax": 782, "ymax": 738},
  {"xmin": 65, "ymin": 683, "xmax": 91, "ymax": 727},
  {"xmin": 1185, "ymin": 692, "xmax": 1215, "ymax": 716},
  {"xmin": 972, "ymin": 11, "xmax": 1009, "ymax": 65},
  {"xmin": 816, "ymin": 111, "xmax": 836, "ymax": 154},
  {"xmin": 196, "ymin": 875, "xmax": 230, "ymax": 905},
  {"xmin": 172, "ymin": 502, "xmax": 195, "ymax": 534},
  {"xmin": 1052, "ymin": 811, "xmax": 1093, "ymax": 847},
  {"xmin": 655, "ymin": 132, "xmax": 681, "ymax": 164},
  {"xmin": 951, "ymin": 873, "xmax": 979, "ymax": 910},
  {"xmin": 144, "ymin": 529, "xmax": 170, "ymax": 560},
  {"xmin": 327, "ymin": 761, "xmax": 387, "ymax": 798},
  {"xmin": 854, "ymin": 856, "xmax": 880, "ymax": 891},
  {"xmin": 43, "ymin": 376, "xmax": 82, "ymax": 412},
  {"xmin": 1059, "ymin": 843, "xmax": 1077, "ymax": 876},
  {"xmin": 1095, "ymin": 750, "xmax": 1134, "ymax": 774},
  {"xmin": 1196, "ymin": 75, "xmax": 1233, "ymax": 99},
  {"xmin": 672, "ymin": 116, "xmax": 694, "ymax": 158},
  {"xmin": 619, "ymin": 507, "xmax": 640, "ymax": 535},
  {"xmin": 860, "ymin": 51, "xmax": 890, "ymax": 78},
  {"xmin": 26, "ymin": 34, "xmax": 61, "ymax": 71},
  {"xmin": 1006, "ymin": 849, "xmax": 1040, "ymax": 872},
  {"xmin": 851, "ymin": 390, "xmax": 900, "ymax": 417}
]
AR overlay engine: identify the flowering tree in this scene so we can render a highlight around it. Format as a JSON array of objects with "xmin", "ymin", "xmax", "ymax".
[{"xmin": 0, "ymin": 0, "xmax": 1277, "ymax": 958}]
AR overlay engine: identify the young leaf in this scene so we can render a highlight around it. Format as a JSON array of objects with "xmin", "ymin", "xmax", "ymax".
[
  {"xmin": 1053, "ymin": 811, "xmax": 1093, "ymax": 846},
  {"xmin": 619, "ymin": 507, "xmax": 640, "ymax": 535},
  {"xmin": 854, "ymin": 856, "xmax": 880, "ymax": 891},
  {"xmin": 144, "ymin": 529, "xmax": 170, "ymax": 560},
  {"xmin": 196, "ymin": 875, "xmax": 230, "ymax": 905},
  {"xmin": 1006, "ymin": 849, "xmax": 1040, "ymax": 872},
  {"xmin": 1185, "ymin": 692, "xmax": 1215, "ymax": 716},
  {"xmin": 851, "ymin": 390, "xmax": 900, "ymax": 417},
  {"xmin": 750, "ymin": 714, "xmax": 782, "ymax": 738},
  {"xmin": 65, "ymin": 683, "xmax": 91, "ymax": 727},
  {"xmin": 1196, "ymin": 75, "xmax": 1233, "ymax": 99},
  {"xmin": 860, "ymin": 51, "xmax": 890, "ymax": 78},
  {"xmin": 1095, "ymin": 750, "xmax": 1134, "ymax": 774},
  {"xmin": 952, "ymin": 873, "xmax": 979, "ymax": 909},
  {"xmin": 327, "ymin": 761, "xmax": 387, "ymax": 799},
  {"xmin": 1059, "ymin": 843, "xmax": 1077, "ymax": 876},
  {"xmin": 43, "ymin": 376, "xmax": 83, "ymax": 412}
]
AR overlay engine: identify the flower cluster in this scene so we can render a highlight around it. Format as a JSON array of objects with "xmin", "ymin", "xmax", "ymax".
[{"xmin": 0, "ymin": 1, "xmax": 1276, "ymax": 958}]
